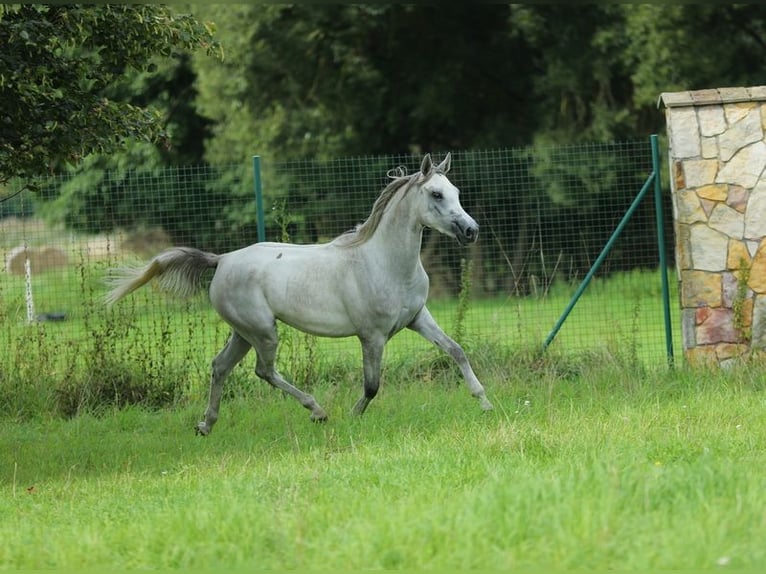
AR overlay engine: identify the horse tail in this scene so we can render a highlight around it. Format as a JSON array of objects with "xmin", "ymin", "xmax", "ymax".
[{"xmin": 105, "ymin": 247, "xmax": 220, "ymax": 306}]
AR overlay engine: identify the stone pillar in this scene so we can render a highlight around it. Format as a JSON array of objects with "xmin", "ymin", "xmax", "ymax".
[{"xmin": 660, "ymin": 86, "xmax": 766, "ymax": 365}]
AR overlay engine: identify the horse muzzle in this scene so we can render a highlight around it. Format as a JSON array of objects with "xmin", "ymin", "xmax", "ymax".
[{"xmin": 453, "ymin": 219, "xmax": 479, "ymax": 246}]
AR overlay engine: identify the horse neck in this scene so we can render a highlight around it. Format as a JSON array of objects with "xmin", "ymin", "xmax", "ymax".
[{"xmin": 362, "ymin": 190, "xmax": 424, "ymax": 275}]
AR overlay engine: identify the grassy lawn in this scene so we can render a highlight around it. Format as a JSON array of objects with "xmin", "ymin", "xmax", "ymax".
[
  {"xmin": 3, "ymin": 262, "xmax": 760, "ymax": 569},
  {"xmin": 2, "ymin": 364, "xmax": 764, "ymax": 570}
]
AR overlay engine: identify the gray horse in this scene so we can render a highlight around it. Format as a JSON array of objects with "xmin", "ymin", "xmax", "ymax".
[{"xmin": 106, "ymin": 153, "xmax": 493, "ymax": 435}]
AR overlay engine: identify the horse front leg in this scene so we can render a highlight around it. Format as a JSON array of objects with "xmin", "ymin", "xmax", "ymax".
[
  {"xmin": 352, "ymin": 336, "xmax": 385, "ymax": 415},
  {"xmin": 252, "ymin": 329, "xmax": 328, "ymax": 422},
  {"xmin": 407, "ymin": 307, "xmax": 494, "ymax": 411}
]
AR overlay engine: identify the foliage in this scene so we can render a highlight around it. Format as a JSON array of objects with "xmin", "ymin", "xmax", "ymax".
[
  {"xmin": 188, "ymin": 4, "xmax": 766, "ymax": 164},
  {"xmin": 22, "ymin": 4, "xmax": 766, "ymax": 256},
  {"xmin": 7, "ymin": 4, "xmax": 766, "ymax": 287},
  {"xmin": 191, "ymin": 4, "xmax": 535, "ymax": 166},
  {"xmin": 32, "ymin": 147, "xmax": 256, "ymax": 252},
  {"xmin": 622, "ymin": 5, "xmax": 766, "ymax": 108},
  {"xmin": 0, "ymin": 4, "xmax": 220, "ymax": 183}
]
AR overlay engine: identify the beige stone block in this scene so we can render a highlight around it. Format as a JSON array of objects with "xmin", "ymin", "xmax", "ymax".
[
  {"xmin": 719, "ymin": 87, "xmax": 751, "ymax": 102},
  {"xmin": 745, "ymin": 182, "xmax": 766, "ymax": 239},
  {"xmin": 708, "ymin": 203, "xmax": 744, "ymax": 239},
  {"xmin": 723, "ymin": 101, "xmax": 756, "ymax": 124},
  {"xmin": 700, "ymin": 136, "xmax": 719, "ymax": 159},
  {"xmin": 717, "ymin": 140, "xmax": 766, "ymax": 188},
  {"xmin": 681, "ymin": 270, "xmax": 722, "ymax": 307},
  {"xmin": 748, "ymin": 240, "xmax": 766, "ymax": 294},
  {"xmin": 692, "ymin": 89, "xmax": 723, "ymax": 106},
  {"xmin": 696, "ymin": 184, "xmax": 728, "ymax": 201},
  {"xmin": 684, "ymin": 159, "xmax": 719, "ymax": 188},
  {"xmin": 661, "ymin": 91, "xmax": 694, "ymax": 108},
  {"xmin": 675, "ymin": 189, "xmax": 707, "ymax": 224},
  {"xmin": 727, "ymin": 239, "xmax": 752, "ymax": 269},
  {"xmin": 675, "ymin": 224, "xmax": 692, "ymax": 270},
  {"xmin": 715, "ymin": 343, "xmax": 749, "ymax": 361},
  {"xmin": 668, "ymin": 108, "xmax": 701, "ymax": 158},
  {"xmin": 685, "ymin": 346, "xmax": 719, "ymax": 367},
  {"xmin": 748, "ymin": 86, "xmax": 766, "ymax": 100},
  {"xmin": 699, "ymin": 198, "xmax": 716, "ymax": 218},
  {"xmin": 751, "ymin": 294, "xmax": 766, "ymax": 348},
  {"xmin": 719, "ymin": 106, "xmax": 764, "ymax": 161},
  {"xmin": 689, "ymin": 224, "xmax": 728, "ymax": 271},
  {"xmin": 681, "ymin": 307, "xmax": 696, "ymax": 346},
  {"xmin": 698, "ymin": 106, "xmax": 727, "ymax": 136}
]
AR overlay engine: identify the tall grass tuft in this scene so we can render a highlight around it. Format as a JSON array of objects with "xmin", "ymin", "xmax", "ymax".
[{"xmin": 0, "ymin": 261, "xmax": 679, "ymax": 422}]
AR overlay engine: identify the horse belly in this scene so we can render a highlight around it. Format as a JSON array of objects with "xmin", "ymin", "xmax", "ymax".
[
  {"xmin": 264, "ymin": 253, "xmax": 358, "ymax": 337},
  {"xmin": 272, "ymin": 286, "xmax": 357, "ymax": 337},
  {"xmin": 210, "ymin": 246, "xmax": 355, "ymax": 337}
]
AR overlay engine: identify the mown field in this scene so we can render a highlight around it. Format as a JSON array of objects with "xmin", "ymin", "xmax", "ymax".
[{"xmin": 2, "ymin": 363, "xmax": 765, "ymax": 570}]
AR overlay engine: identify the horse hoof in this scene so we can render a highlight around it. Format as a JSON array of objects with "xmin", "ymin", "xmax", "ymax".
[
  {"xmin": 310, "ymin": 410, "xmax": 328, "ymax": 423},
  {"xmin": 479, "ymin": 398, "xmax": 494, "ymax": 411},
  {"xmin": 195, "ymin": 422, "xmax": 210, "ymax": 436}
]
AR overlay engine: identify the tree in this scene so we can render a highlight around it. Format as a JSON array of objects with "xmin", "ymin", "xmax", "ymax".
[
  {"xmin": 191, "ymin": 4, "xmax": 534, "ymax": 164},
  {"xmin": 622, "ymin": 4, "xmax": 766, "ymax": 108},
  {"xmin": 0, "ymin": 4, "xmax": 220, "ymax": 184}
]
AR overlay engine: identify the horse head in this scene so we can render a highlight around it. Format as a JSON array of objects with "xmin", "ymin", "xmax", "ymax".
[{"xmin": 416, "ymin": 152, "xmax": 478, "ymax": 246}]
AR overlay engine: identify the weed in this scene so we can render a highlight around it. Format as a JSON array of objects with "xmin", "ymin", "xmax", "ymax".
[
  {"xmin": 1, "ymin": 257, "xmax": 680, "ymax": 421},
  {"xmin": 733, "ymin": 257, "xmax": 752, "ymax": 343},
  {"xmin": 452, "ymin": 257, "xmax": 473, "ymax": 345}
]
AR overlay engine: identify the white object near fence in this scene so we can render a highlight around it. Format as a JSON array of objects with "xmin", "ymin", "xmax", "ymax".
[{"xmin": 24, "ymin": 244, "xmax": 36, "ymax": 324}]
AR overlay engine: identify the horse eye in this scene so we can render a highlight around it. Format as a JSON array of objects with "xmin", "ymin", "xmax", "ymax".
[{"xmin": 431, "ymin": 191, "xmax": 443, "ymax": 200}]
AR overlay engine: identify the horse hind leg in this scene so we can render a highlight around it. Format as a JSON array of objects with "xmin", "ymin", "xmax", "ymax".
[
  {"xmin": 251, "ymin": 327, "xmax": 328, "ymax": 422},
  {"xmin": 196, "ymin": 331, "xmax": 251, "ymax": 436}
]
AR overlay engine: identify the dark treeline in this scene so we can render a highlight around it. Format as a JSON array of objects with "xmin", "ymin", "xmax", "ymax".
[{"xmin": 4, "ymin": 5, "xmax": 766, "ymax": 293}]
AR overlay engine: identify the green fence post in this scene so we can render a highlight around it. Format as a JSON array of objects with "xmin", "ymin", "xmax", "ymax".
[
  {"xmin": 651, "ymin": 134, "xmax": 675, "ymax": 365},
  {"xmin": 252, "ymin": 155, "xmax": 266, "ymax": 243}
]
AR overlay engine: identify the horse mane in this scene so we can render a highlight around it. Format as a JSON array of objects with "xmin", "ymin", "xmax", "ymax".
[{"xmin": 337, "ymin": 164, "xmax": 441, "ymax": 248}]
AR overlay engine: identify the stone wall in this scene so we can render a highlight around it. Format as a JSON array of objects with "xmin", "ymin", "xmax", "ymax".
[{"xmin": 661, "ymin": 86, "xmax": 766, "ymax": 365}]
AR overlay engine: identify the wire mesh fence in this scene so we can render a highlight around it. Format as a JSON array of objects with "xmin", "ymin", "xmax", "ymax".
[
  {"xmin": 0, "ymin": 138, "xmax": 679, "ymax": 399},
  {"xmin": 257, "ymin": 139, "xmax": 678, "ymax": 364}
]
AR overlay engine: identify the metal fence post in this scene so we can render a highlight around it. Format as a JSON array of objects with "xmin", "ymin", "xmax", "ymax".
[
  {"xmin": 651, "ymin": 134, "xmax": 675, "ymax": 365},
  {"xmin": 252, "ymin": 155, "xmax": 266, "ymax": 243}
]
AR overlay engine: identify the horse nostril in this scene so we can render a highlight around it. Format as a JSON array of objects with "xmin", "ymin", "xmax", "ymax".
[{"xmin": 466, "ymin": 226, "xmax": 478, "ymax": 241}]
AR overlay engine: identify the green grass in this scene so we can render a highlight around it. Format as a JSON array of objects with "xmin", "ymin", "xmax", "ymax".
[
  {"xmin": 2, "ymin": 364, "xmax": 764, "ymax": 569},
  {"xmin": 3, "ymin": 261, "xmax": 758, "ymax": 569}
]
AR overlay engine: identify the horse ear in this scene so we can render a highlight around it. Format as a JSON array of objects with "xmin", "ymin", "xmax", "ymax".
[
  {"xmin": 420, "ymin": 153, "xmax": 433, "ymax": 177},
  {"xmin": 435, "ymin": 152, "xmax": 451, "ymax": 173}
]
